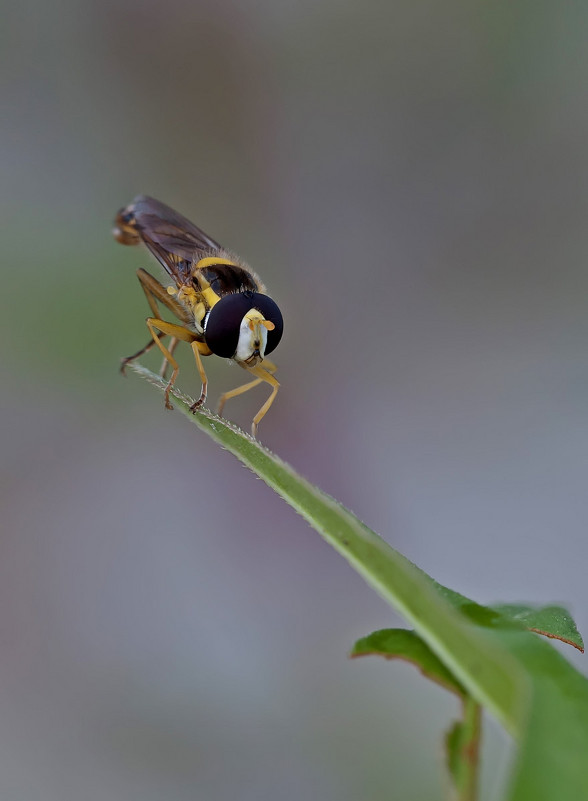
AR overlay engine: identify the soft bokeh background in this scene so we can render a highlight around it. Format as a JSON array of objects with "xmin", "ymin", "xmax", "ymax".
[{"xmin": 2, "ymin": 1, "xmax": 588, "ymax": 798}]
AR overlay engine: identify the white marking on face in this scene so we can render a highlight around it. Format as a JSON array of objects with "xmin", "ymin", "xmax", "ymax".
[{"xmin": 234, "ymin": 316, "xmax": 268, "ymax": 363}]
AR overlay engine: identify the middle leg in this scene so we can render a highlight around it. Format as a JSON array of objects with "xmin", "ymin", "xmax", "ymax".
[{"xmin": 145, "ymin": 318, "xmax": 200, "ymax": 410}]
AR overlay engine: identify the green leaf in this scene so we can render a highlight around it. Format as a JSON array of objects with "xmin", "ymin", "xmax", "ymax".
[
  {"xmin": 351, "ymin": 628, "xmax": 465, "ymax": 696},
  {"xmin": 129, "ymin": 365, "xmax": 588, "ymax": 801},
  {"xmin": 432, "ymin": 586, "xmax": 584, "ymax": 651},
  {"xmin": 492, "ymin": 604, "xmax": 584, "ymax": 652},
  {"xmin": 352, "ymin": 607, "xmax": 588, "ymax": 800},
  {"xmin": 129, "ymin": 364, "xmax": 526, "ymax": 732},
  {"xmin": 492, "ymin": 629, "xmax": 588, "ymax": 801},
  {"xmin": 351, "ymin": 628, "xmax": 483, "ymax": 799}
]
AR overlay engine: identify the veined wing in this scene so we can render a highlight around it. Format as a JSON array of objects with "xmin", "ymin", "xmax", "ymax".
[{"xmin": 114, "ymin": 195, "xmax": 223, "ymax": 285}]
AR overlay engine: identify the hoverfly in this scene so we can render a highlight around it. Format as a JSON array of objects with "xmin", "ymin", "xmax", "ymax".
[{"xmin": 113, "ymin": 196, "xmax": 283, "ymax": 436}]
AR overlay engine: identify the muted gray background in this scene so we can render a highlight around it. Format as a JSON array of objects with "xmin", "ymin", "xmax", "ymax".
[{"xmin": 2, "ymin": 1, "xmax": 588, "ymax": 799}]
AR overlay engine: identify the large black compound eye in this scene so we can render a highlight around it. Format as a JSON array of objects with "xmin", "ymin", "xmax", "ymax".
[
  {"xmin": 205, "ymin": 293, "xmax": 251, "ymax": 358},
  {"xmin": 205, "ymin": 292, "xmax": 284, "ymax": 358}
]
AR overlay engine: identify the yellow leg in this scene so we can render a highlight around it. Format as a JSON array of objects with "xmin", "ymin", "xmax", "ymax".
[
  {"xmin": 137, "ymin": 268, "xmax": 191, "ymax": 323},
  {"xmin": 217, "ymin": 360, "xmax": 277, "ymax": 417},
  {"xmin": 218, "ymin": 362, "xmax": 279, "ymax": 437},
  {"xmin": 160, "ymin": 337, "xmax": 178, "ymax": 379},
  {"xmin": 121, "ymin": 333, "xmax": 167, "ymax": 374},
  {"xmin": 217, "ymin": 377, "xmax": 265, "ymax": 417},
  {"xmin": 121, "ymin": 268, "xmax": 190, "ymax": 375},
  {"xmin": 261, "ymin": 359, "xmax": 277, "ymax": 374},
  {"xmin": 249, "ymin": 365, "xmax": 280, "ymax": 437},
  {"xmin": 189, "ymin": 341, "xmax": 210, "ymax": 411},
  {"xmin": 145, "ymin": 318, "xmax": 198, "ymax": 410}
]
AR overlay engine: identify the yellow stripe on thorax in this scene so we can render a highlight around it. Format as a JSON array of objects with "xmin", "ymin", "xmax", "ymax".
[
  {"xmin": 195, "ymin": 256, "xmax": 239, "ymax": 308},
  {"xmin": 195, "ymin": 257, "xmax": 238, "ymax": 269},
  {"xmin": 168, "ymin": 257, "xmax": 239, "ymax": 324}
]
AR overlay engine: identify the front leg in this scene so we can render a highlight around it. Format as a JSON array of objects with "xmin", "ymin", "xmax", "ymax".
[
  {"xmin": 249, "ymin": 364, "xmax": 280, "ymax": 437},
  {"xmin": 217, "ymin": 361, "xmax": 279, "ymax": 437}
]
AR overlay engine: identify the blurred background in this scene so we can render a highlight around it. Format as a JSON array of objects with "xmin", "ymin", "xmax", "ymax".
[{"xmin": 2, "ymin": 0, "xmax": 588, "ymax": 798}]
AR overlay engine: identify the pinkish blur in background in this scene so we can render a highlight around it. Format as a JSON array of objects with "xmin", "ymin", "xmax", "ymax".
[{"xmin": 2, "ymin": 1, "xmax": 588, "ymax": 799}]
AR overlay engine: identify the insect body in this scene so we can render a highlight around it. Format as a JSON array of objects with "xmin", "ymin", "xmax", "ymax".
[{"xmin": 113, "ymin": 195, "xmax": 283, "ymax": 436}]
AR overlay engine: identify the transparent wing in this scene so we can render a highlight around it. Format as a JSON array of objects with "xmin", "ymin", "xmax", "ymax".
[{"xmin": 114, "ymin": 195, "xmax": 223, "ymax": 284}]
